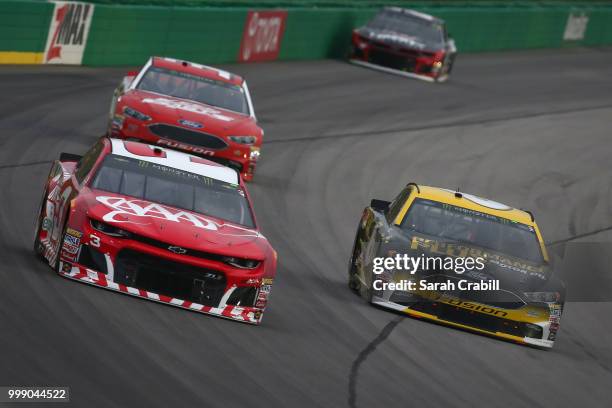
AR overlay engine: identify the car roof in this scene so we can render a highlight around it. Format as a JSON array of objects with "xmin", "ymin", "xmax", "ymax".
[
  {"xmin": 151, "ymin": 56, "xmax": 244, "ymax": 86},
  {"xmin": 411, "ymin": 185, "xmax": 534, "ymax": 225},
  {"xmin": 382, "ymin": 7, "xmax": 443, "ymax": 24},
  {"xmin": 109, "ymin": 138, "xmax": 239, "ymax": 185}
]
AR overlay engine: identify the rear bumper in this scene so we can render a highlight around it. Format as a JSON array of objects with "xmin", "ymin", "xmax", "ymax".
[
  {"xmin": 60, "ymin": 261, "xmax": 264, "ymax": 324},
  {"xmin": 371, "ymin": 296, "xmax": 555, "ymax": 348},
  {"xmin": 110, "ymin": 119, "xmax": 259, "ymax": 181}
]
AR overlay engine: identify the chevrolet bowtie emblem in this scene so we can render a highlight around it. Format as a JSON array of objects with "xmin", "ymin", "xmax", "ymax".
[{"xmin": 168, "ymin": 246, "xmax": 187, "ymax": 254}]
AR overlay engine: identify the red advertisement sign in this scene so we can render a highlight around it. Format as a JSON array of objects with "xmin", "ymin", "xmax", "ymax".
[{"xmin": 238, "ymin": 10, "xmax": 287, "ymax": 63}]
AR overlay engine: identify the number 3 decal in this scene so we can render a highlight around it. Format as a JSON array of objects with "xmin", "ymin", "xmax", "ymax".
[{"xmin": 90, "ymin": 234, "xmax": 100, "ymax": 248}]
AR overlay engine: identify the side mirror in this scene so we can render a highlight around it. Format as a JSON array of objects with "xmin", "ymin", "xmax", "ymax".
[
  {"xmin": 370, "ymin": 199, "xmax": 390, "ymax": 213},
  {"xmin": 59, "ymin": 152, "xmax": 83, "ymax": 162}
]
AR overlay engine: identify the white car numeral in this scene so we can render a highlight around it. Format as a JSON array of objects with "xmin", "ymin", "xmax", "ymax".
[{"xmin": 90, "ymin": 234, "xmax": 101, "ymax": 248}]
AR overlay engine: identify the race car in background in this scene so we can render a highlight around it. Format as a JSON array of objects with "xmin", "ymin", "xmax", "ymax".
[
  {"xmin": 348, "ymin": 183, "xmax": 565, "ymax": 348},
  {"xmin": 34, "ymin": 137, "xmax": 277, "ymax": 324},
  {"xmin": 349, "ymin": 7, "xmax": 457, "ymax": 82},
  {"xmin": 108, "ymin": 57, "xmax": 263, "ymax": 181}
]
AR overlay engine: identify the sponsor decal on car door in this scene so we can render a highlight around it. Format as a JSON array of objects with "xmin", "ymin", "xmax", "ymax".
[
  {"xmin": 238, "ymin": 10, "xmax": 287, "ymax": 62},
  {"xmin": 44, "ymin": 1, "xmax": 95, "ymax": 64}
]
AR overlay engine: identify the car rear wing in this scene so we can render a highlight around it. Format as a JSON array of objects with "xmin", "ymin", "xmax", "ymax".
[{"xmin": 59, "ymin": 152, "xmax": 82, "ymax": 163}]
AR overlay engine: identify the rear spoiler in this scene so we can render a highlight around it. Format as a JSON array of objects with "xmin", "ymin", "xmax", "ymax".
[
  {"xmin": 370, "ymin": 199, "xmax": 390, "ymax": 213},
  {"xmin": 59, "ymin": 152, "xmax": 82, "ymax": 162}
]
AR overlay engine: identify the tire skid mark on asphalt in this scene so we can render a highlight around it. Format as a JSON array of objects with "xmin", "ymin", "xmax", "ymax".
[
  {"xmin": 264, "ymin": 103, "xmax": 612, "ymax": 145},
  {"xmin": 0, "ymin": 160, "xmax": 52, "ymax": 171},
  {"xmin": 0, "ymin": 82, "xmax": 117, "ymax": 121},
  {"xmin": 563, "ymin": 326, "xmax": 612, "ymax": 375},
  {"xmin": 348, "ymin": 316, "xmax": 402, "ymax": 408},
  {"xmin": 546, "ymin": 225, "xmax": 612, "ymax": 246}
]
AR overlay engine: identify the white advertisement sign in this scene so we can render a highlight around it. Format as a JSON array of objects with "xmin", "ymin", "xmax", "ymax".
[
  {"xmin": 44, "ymin": 1, "xmax": 95, "ymax": 64},
  {"xmin": 563, "ymin": 12, "xmax": 589, "ymax": 41}
]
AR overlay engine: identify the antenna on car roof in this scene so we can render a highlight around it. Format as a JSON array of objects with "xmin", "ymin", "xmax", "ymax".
[
  {"xmin": 454, "ymin": 187, "xmax": 462, "ymax": 198},
  {"xmin": 520, "ymin": 208, "xmax": 535, "ymax": 222},
  {"xmin": 407, "ymin": 182, "xmax": 420, "ymax": 193}
]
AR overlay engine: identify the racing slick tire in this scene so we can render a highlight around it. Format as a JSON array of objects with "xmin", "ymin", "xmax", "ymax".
[
  {"xmin": 434, "ymin": 55, "xmax": 455, "ymax": 83},
  {"xmin": 32, "ymin": 187, "xmax": 49, "ymax": 260},
  {"xmin": 446, "ymin": 54, "xmax": 456, "ymax": 74},
  {"xmin": 435, "ymin": 54, "xmax": 456, "ymax": 83},
  {"xmin": 347, "ymin": 237, "xmax": 374, "ymax": 303},
  {"xmin": 348, "ymin": 246, "xmax": 361, "ymax": 293},
  {"xmin": 347, "ymin": 228, "xmax": 363, "ymax": 293},
  {"xmin": 53, "ymin": 211, "xmax": 72, "ymax": 272}
]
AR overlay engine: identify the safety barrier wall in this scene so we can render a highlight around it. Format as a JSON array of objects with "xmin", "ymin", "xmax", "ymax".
[
  {"xmin": 83, "ymin": 6, "xmax": 247, "ymax": 65},
  {"xmin": 0, "ymin": 1, "xmax": 53, "ymax": 63},
  {"xmin": 1, "ymin": 0, "xmax": 611, "ymax": 65},
  {"xmin": 434, "ymin": 7, "xmax": 570, "ymax": 52},
  {"xmin": 47, "ymin": 0, "xmax": 612, "ymax": 7},
  {"xmin": 582, "ymin": 8, "xmax": 612, "ymax": 45}
]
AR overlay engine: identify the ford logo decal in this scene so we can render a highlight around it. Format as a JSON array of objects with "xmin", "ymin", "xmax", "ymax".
[{"xmin": 178, "ymin": 119, "xmax": 203, "ymax": 129}]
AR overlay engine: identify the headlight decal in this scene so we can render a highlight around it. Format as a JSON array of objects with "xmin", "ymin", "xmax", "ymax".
[
  {"xmin": 223, "ymin": 256, "xmax": 260, "ymax": 269},
  {"xmin": 90, "ymin": 219, "xmax": 132, "ymax": 238},
  {"xmin": 523, "ymin": 291, "xmax": 560, "ymax": 303},
  {"xmin": 229, "ymin": 136, "xmax": 257, "ymax": 145},
  {"xmin": 123, "ymin": 106, "xmax": 151, "ymax": 121}
]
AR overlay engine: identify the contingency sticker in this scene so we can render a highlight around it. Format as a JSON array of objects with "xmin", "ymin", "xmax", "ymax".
[
  {"xmin": 61, "ymin": 228, "xmax": 83, "ymax": 260},
  {"xmin": 256, "ymin": 278, "xmax": 274, "ymax": 308},
  {"xmin": 548, "ymin": 304, "xmax": 563, "ymax": 341}
]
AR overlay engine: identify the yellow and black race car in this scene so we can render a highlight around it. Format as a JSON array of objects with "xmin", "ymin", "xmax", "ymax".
[{"xmin": 348, "ymin": 183, "xmax": 565, "ymax": 348}]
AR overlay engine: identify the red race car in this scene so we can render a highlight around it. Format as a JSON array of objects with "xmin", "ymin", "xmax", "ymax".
[
  {"xmin": 108, "ymin": 57, "xmax": 263, "ymax": 181},
  {"xmin": 34, "ymin": 137, "xmax": 277, "ymax": 324}
]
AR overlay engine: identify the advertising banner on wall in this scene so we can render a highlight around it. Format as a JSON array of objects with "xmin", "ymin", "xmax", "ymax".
[
  {"xmin": 44, "ymin": 1, "xmax": 95, "ymax": 64},
  {"xmin": 238, "ymin": 10, "xmax": 287, "ymax": 62},
  {"xmin": 563, "ymin": 11, "xmax": 589, "ymax": 41}
]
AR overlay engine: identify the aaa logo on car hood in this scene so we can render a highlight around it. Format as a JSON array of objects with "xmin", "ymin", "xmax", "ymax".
[{"xmin": 96, "ymin": 196, "xmax": 219, "ymax": 231}]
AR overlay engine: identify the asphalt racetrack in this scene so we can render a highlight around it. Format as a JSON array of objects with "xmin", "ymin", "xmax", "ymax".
[{"xmin": 1, "ymin": 48, "xmax": 612, "ymax": 408}]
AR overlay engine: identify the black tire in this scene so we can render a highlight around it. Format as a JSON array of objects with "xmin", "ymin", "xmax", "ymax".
[
  {"xmin": 54, "ymin": 211, "xmax": 71, "ymax": 272},
  {"xmin": 348, "ymin": 256, "xmax": 361, "ymax": 293},
  {"xmin": 446, "ymin": 54, "xmax": 456, "ymax": 74},
  {"xmin": 434, "ymin": 53, "xmax": 455, "ymax": 83},
  {"xmin": 33, "ymin": 187, "xmax": 48, "ymax": 260},
  {"xmin": 349, "ymin": 238, "xmax": 373, "ymax": 304},
  {"xmin": 361, "ymin": 271, "xmax": 374, "ymax": 303},
  {"xmin": 347, "ymin": 236, "xmax": 361, "ymax": 293}
]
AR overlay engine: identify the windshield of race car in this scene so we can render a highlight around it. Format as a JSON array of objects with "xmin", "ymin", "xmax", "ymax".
[
  {"xmin": 136, "ymin": 66, "xmax": 249, "ymax": 115},
  {"xmin": 368, "ymin": 10, "xmax": 445, "ymax": 47},
  {"xmin": 401, "ymin": 199, "xmax": 543, "ymax": 263},
  {"xmin": 91, "ymin": 154, "xmax": 254, "ymax": 228}
]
